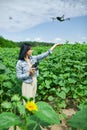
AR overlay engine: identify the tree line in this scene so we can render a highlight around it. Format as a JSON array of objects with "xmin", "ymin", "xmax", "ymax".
[{"xmin": 0, "ymin": 36, "xmax": 54, "ymax": 48}]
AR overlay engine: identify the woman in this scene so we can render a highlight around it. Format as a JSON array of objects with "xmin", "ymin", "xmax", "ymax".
[{"xmin": 16, "ymin": 43, "xmax": 60, "ymax": 101}]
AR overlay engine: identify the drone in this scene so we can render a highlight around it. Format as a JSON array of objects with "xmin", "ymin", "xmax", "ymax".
[
  {"xmin": 9, "ymin": 16, "xmax": 13, "ymax": 20},
  {"xmin": 51, "ymin": 15, "xmax": 70, "ymax": 22}
]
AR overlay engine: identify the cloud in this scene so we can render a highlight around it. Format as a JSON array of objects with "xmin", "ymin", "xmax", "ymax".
[
  {"xmin": 0, "ymin": 0, "xmax": 87, "ymax": 32},
  {"xmin": 81, "ymin": 36, "xmax": 87, "ymax": 40},
  {"xmin": 31, "ymin": 37, "xmax": 64, "ymax": 43},
  {"xmin": 54, "ymin": 37, "xmax": 62, "ymax": 42},
  {"xmin": 33, "ymin": 37, "xmax": 43, "ymax": 42},
  {"xmin": 25, "ymin": 38, "xmax": 31, "ymax": 41},
  {"xmin": 25, "ymin": 37, "xmax": 54, "ymax": 43},
  {"xmin": 25, "ymin": 37, "xmax": 43, "ymax": 42}
]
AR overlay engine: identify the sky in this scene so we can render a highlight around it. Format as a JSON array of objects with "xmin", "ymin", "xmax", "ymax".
[{"xmin": 0, "ymin": 0, "xmax": 87, "ymax": 43}]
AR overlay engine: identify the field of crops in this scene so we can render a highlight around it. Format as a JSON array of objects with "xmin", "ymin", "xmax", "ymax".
[{"xmin": 0, "ymin": 43, "xmax": 87, "ymax": 130}]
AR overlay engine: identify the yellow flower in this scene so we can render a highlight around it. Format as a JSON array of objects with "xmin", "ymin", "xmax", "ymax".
[{"xmin": 26, "ymin": 101, "xmax": 38, "ymax": 111}]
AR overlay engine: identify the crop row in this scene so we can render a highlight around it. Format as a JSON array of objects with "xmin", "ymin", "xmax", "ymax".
[{"xmin": 0, "ymin": 44, "xmax": 87, "ymax": 110}]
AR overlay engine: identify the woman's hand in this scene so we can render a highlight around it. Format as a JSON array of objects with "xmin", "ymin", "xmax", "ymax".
[
  {"xmin": 50, "ymin": 43, "xmax": 62, "ymax": 51},
  {"xmin": 29, "ymin": 68, "xmax": 36, "ymax": 75},
  {"xmin": 55, "ymin": 43, "xmax": 62, "ymax": 46}
]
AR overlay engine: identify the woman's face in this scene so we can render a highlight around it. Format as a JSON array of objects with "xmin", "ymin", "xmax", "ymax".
[{"xmin": 26, "ymin": 48, "xmax": 33, "ymax": 56}]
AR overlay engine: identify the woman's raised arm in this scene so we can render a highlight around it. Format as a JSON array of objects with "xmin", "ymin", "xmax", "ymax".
[{"xmin": 50, "ymin": 43, "xmax": 62, "ymax": 51}]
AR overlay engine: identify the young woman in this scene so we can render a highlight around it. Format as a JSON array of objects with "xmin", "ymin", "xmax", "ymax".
[{"xmin": 16, "ymin": 43, "xmax": 61, "ymax": 101}]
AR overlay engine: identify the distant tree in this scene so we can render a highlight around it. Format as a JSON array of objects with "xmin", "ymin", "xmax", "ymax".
[
  {"xmin": 16, "ymin": 41, "xmax": 54, "ymax": 47},
  {"xmin": 0, "ymin": 36, "xmax": 54, "ymax": 48},
  {"xmin": 0, "ymin": 36, "xmax": 17, "ymax": 48}
]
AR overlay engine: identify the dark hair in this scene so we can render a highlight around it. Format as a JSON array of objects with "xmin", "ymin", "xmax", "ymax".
[{"xmin": 18, "ymin": 43, "xmax": 32, "ymax": 60}]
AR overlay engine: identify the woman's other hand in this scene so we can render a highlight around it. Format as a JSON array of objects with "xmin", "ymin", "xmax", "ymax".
[{"xmin": 29, "ymin": 68, "xmax": 36, "ymax": 75}]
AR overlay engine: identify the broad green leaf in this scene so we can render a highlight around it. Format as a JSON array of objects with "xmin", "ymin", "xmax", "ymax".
[
  {"xmin": 3, "ymin": 81, "xmax": 13, "ymax": 88},
  {"xmin": 67, "ymin": 108, "xmax": 87, "ymax": 130},
  {"xmin": 57, "ymin": 91, "xmax": 66, "ymax": 99},
  {"xmin": 0, "ymin": 112, "xmax": 21, "ymax": 129},
  {"xmin": 17, "ymin": 102, "xmax": 26, "ymax": 115},
  {"xmin": 68, "ymin": 78, "xmax": 76, "ymax": 84},
  {"xmin": 0, "ymin": 63, "xmax": 6, "ymax": 74},
  {"xmin": 11, "ymin": 94, "xmax": 20, "ymax": 102},
  {"xmin": 1, "ymin": 101, "xmax": 12, "ymax": 109},
  {"xmin": 48, "ymin": 96, "xmax": 54, "ymax": 101},
  {"xmin": 36, "ymin": 101, "xmax": 60, "ymax": 124},
  {"xmin": 45, "ymin": 80, "xmax": 51, "ymax": 88},
  {"xmin": 0, "ymin": 90, "xmax": 3, "ymax": 95}
]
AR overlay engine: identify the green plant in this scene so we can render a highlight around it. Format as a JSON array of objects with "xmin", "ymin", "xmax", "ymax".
[
  {"xmin": 67, "ymin": 105, "xmax": 87, "ymax": 130},
  {"xmin": 0, "ymin": 96, "xmax": 60, "ymax": 130},
  {"xmin": 0, "ymin": 43, "xmax": 87, "ymax": 111}
]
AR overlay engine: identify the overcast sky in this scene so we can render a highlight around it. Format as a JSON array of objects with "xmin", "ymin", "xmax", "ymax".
[{"xmin": 0, "ymin": 0, "xmax": 87, "ymax": 43}]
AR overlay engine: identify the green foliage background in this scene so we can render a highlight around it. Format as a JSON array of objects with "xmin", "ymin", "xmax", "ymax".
[{"xmin": 0, "ymin": 37, "xmax": 87, "ymax": 111}]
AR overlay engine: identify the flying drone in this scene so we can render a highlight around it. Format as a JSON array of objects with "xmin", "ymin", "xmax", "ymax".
[{"xmin": 51, "ymin": 15, "xmax": 70, "ymax": 22}]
